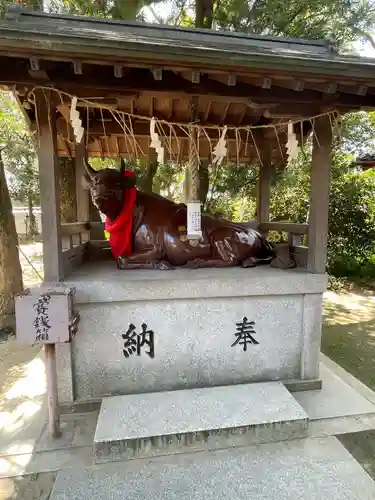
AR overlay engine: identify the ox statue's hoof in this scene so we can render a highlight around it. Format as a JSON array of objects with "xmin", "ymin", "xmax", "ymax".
[
  {"xmin": 117, "ymin": 257, "xmax": 175, "ymax": 270},
  {"xmin": 117, "ymin": 257, "xmax": 127, "ymax": 269},
  {"xmin": 155, "ymin": 260, "xmax": 175, "ymax": 270},
  {"xmin": 183, "ymin": 258, "xmax": 205, "ymax": 269}
]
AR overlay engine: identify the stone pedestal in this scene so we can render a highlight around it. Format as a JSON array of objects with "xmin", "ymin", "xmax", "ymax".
[{"xmin": 57, "ymin": 263, "xmax": 327, "ymax": 404}]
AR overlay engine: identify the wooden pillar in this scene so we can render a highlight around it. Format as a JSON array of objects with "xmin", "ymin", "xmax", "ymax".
[
  {"xmin": 257, "ymin": 134, "xmax": 272, "ymax": 224},
  {"xmin": 187, "ymin": 126, "xmax": 200, "ymax": 202},
  {"xmin": 44, "ymin": 343, "xmax": 61, "ymax": 438},
  {"xmin": 75, "ymin": 139, "xmax": 91, "ymax": 243},
  {"xmin": 36, "ymin": 90, "xmax": 63, "ymax": 282},
  {"xmin": 75, "ymin": 139, "xmax": 90, "ymax": 222},
  {"xmin": 307, "ymin": 115, "xmax": 333, "ymax": 274},
  {"xmin": 186, "ymin": 96, "xmax": 200, "ymax": 204}
]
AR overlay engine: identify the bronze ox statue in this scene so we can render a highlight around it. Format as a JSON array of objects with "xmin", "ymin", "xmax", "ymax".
[{"xmin": 83, "ymin": 160, "xmax": 295, "ymax": 270}]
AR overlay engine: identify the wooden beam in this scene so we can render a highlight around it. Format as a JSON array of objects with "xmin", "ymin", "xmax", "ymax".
[
  {"xmin": 204, "ymin": 102, "xmax": 212, "ymax": 122},
  {"xmin": 168, "ymin": 98, "xmax": 174, "ymax": 120},
  {"xmin": 307, "ymin": 115, "xmax": 332, "ymax": 273},
  {"xmin": 5, "ymin": 61, "xmax": 375, "ymax": 108},
  {"xmin": 35, "ymin": 89, "xmax": 64, "ymax": 281},
  {"xmin": 61, "ymin": 222, "xmax": 88, "ymax": 236},
  {"xmin": 75, "ymin": 139, "xmax": 90, "ymax": 225},
  {"xmin": 259, "ymin": 222, "xmax": 308, "ymax": 234},
  {"xmin": 221, "ymin": 102, "xmax": 230, "ymax": 124},
  {"xmin": 237, "ymin": 106, "xmax": 247, "ymax": 125},
  {"xmin": 98, "ymin": 138, "xmax": 104, "ymax": 158}
]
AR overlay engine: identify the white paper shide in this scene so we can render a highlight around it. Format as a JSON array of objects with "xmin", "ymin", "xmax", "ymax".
[{"xmin": 70, "ymin": 96, "xmax": 84, "ymax": 143}]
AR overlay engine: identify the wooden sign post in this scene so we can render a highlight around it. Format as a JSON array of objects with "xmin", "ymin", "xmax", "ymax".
[{"xmin": 15, "ymin": 286, "xmax": 79, "ymax": 438}]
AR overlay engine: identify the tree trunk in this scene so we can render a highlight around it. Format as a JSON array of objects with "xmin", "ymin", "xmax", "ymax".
[
  {"xmin": 59, "ymin": 157, "xmax": 77, "ymax": 223},
  {"xmin": 0, "ymin": 151, "xmax": 23, "ymax": 332},
  {"xmin": 195, "ymin": 0, "xmax": 214, "ymax": 28},
  {"xmin": 143, "ymin": 156, "xmax": 158, "ymax": 193},
  {"xmin": 27, "ymin": 193, "xmax": 38, "ymax": 239}
]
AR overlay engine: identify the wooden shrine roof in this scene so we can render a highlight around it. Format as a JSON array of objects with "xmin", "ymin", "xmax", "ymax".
[
  {"xmin": 1, "ymin": 5, "xmax": 375, "ymax": 164},
  {"xmin": 1, "ymin": 5, "xmax": 374, "ymax": 78}
]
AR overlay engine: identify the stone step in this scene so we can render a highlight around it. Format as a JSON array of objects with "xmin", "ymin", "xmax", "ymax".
[
  {"xmin": 93, "ymin": 381, "xmax": 308, "ymax": 463},
  {"xmin": 51, "ymin": 437, "xmax": 375, "ymax": 500}
]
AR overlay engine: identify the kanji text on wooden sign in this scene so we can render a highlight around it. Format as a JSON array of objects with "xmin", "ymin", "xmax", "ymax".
[{"xmin": 15, "ymin": 287, "xmax": 79, "ymax": 345}]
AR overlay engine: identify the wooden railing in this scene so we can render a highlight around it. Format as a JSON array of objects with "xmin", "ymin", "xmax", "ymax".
[
  {"xmin": 259, "ymin": 221, "xmax": 308, "ymax": 268},
  {"xmin": 61, "ymin": 222, "xmax": 109, "ymax": 275},
  {"xmin": 60, "ymin": 220, "xmax": 310, "ymax": 272},
  {"xmin": 61, "ymin": 222, "xmax": 91, "ymax": 275}
]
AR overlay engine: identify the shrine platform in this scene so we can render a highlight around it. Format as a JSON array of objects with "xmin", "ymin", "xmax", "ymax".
[{"xmin": 55, "ymin": 263, "xmax": 327, "ymax": 404}]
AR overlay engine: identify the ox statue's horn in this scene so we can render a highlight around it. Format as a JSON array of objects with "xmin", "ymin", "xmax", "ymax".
[
  {"xmin": 120, "ymin": 157, "xmax": 126, "ymax": 175},
  {"xmin": 83, "ymin": 156, "xmax": 96, "ymax": 179}
]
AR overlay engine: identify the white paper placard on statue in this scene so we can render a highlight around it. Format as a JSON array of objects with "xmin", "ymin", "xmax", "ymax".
[
  {"xmin": 15, "ymin": 287, "xmax": 79, "ymax": 345},
  {"xmin": 187, "ymin": 201, "xmax": 202, "ymax": 240}
]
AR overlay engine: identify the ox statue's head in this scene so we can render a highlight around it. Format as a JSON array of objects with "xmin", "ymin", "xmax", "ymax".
[{"xmin": 83, "ymin": 158, "xmax": 136, "ymax": 220}]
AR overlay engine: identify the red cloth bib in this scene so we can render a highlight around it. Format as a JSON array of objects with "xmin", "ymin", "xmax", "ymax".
[{"xmin": 105, "ymin": 171, "xmax": 136, "ymax": 259}]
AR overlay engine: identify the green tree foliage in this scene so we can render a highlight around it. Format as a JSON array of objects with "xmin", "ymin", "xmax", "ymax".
[
  {"xmin": 214, "ymin": 0, "xmax": 375, "ymax": 51},
  {"xmin": 267, "ymin": 133, "xmax": 375, "ymax": 279},
  {"xmin": 0, "ymin": 93, "xmax": 39, "ymax": 237},
  {"xmin": 0, "ymin": 92, "xmax": 25, "ymax": 331},
  {"xmin": 341, "ymin": 111, "xmax": 375, "ymax": 156},
  {"xmin": 47, "ymin": 0, "xmax": 165, "ymax": 20},
  {"xmin": 0, "ymin": 0, "xmax": 43, "ymax": 18},
  {"xmin": 328, "ymin": 164, "xmax": 375, "ymax": 279}
]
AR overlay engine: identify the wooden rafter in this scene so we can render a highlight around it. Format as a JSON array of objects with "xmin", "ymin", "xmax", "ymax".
[
  {"xmin": 204, "ymin": 102, "xmax": 212, "ymax": 123},
  {"xmin": 221, "ymin": 102, "xmax": 230, "ymax": 124}
]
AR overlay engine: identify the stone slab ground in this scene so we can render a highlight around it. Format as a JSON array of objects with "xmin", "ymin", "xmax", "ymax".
[
  {"xmin": 0, "ymin": 354, "xmax": 375, "ymax": 499},
  {"xmin": 50, "ymin": 436, "xmax": 375, "ymax": 500}
]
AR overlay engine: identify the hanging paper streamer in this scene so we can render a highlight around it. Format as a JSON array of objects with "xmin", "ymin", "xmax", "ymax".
[
  {"xmin": 70, "ymin": 96, "xmax": 84, "ymax": 143},
  {"xmin": 212, "ymin": 126, "xmax": 228, "ymax": 166},
  {"xmin": 150, "ymin": 117, "xmax": 165, "ymax": 164},
  {"xmin": 286, "ymin": 121, "xmax": 299, "ymax": 162},
  {"xmin": 187, "ymin": 201, "xmax": 202, "ymax": 241}
]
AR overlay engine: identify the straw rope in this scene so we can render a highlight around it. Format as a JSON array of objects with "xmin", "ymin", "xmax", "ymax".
[{"xmin": 26, "ymin": 86, "xmax": 342, "ymax": 167}]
